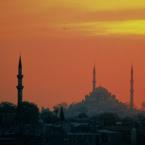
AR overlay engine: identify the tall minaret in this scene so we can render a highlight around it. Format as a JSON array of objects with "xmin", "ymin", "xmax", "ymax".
[
  {"xmin": 92, "ymin": 65, "xmax": 96, "ymax": 92},
  {"xmin": 16, "ymin": 56, "xmax": 24, "ymax": 107},
  {"xmin": 130, "ymin": 65, "xmax": 134, "ymax": 111}
]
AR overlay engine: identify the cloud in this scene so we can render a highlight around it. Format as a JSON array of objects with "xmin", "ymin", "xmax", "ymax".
[
  {"xmin": 62, "ymin": 20, "xmax": 145, "ymax": 36},
  {"xmin": 28, "ymin": 0, "xmax": 145, "ymax": 11}
]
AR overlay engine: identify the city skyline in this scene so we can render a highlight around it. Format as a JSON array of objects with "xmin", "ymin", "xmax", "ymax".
[
  {"xmin": 0, "ymin": 55, "xmax": 143, "ymax": 110},
  {"xmin": 0, "ymin": 1, "xmax": 145, "ymax": 108}
]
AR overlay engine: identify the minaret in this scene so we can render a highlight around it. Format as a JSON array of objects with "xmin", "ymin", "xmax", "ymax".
[
  {"xmin": 16, "ymin": 56, "xmax": 24, "ymax": 107},
  {"xmin": 92, "ymin": 65, "xmax": 96, "ymax": 92},
  {"xmin": 130, "ymin": 65, "xmax": 134, "ymax": 111}
]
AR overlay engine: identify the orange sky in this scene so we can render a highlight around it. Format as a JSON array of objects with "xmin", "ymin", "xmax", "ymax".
[{"xmin": 0, "ymin": 0, "xmax": 145, "ymax": 108}]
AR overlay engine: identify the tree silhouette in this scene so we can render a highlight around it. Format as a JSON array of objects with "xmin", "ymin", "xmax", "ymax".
[
  {"xmin": 53, "ymin": 103, "xmax": 67, "ymax": 117},
  {"xmin": 40, "ymin": 108, "xmax": 58, "ymax": 123},
  {"xmin": 0, "ymin": 102, "xmax": 16, "ymax": 125},
  {"xmin": 60, "ymin": 106, "xmax": 65, "ymax": 122},
  {"xmin": 17, "ymin": 101, "xmax": 39, "ymax": 124}
]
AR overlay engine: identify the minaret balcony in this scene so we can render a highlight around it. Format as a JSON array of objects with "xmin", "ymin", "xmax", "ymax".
[
  {"xmin": 17, "ymin": 75, "xmax": 23, "ymax": 79},
  {"xmin": 17, "ymin": 86, "xmax": 24, "ymax": 89}
]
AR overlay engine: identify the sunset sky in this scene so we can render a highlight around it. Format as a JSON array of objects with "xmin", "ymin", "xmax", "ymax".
[{"xmin": 0, "ymin": 0, "xmax": 145, "ymax": 108}]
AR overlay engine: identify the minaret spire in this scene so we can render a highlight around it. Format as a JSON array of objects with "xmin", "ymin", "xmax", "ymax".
[
  {"xmin": 17, "ymin": 56, "xmax": 24, "ymax": 107},
  {"xmin": 19, "ymin": 56, "xmax": 22, "ymax": 69},
  {"xmin": 92, "ymin": 65, "xmax": 96, "ymax": 92},
  {"xmin": 130, "ymin": 65, "xmax": 134, "ymax": 111}
]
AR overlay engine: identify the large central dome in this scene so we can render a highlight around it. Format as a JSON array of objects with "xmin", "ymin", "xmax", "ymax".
[
  {"xmin": 85, "ymin": 87, "xmax": 116, "ymax": 102},
  {"xmin": 67, "ymin": 86, "xmax": 128, "ymax": 117},
  {"xmin": 84, "ymin": 87, "xmax": 127, "ymax": 115}
]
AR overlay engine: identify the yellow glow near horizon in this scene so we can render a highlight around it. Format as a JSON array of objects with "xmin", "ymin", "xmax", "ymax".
[
  {"xmin": 81, "ymin": 0, "xmax": 145, "ymax": 11},
  {"xmin": 62, "ymin": 20, "xmax": 145, "ymax": 36},
  {"xmin": 1, "ymin": 1, "xmax": 145, "ymax": 38}
]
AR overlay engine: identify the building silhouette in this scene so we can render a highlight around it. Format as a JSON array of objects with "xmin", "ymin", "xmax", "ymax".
[
  {"xmin": 66, "ymin": 66, "xmax": 130, "ymax": 117},
  {"xmin": 16, "ymin": 56, "xmax": 24, "ymax": 107},
  {"xmin": 130, "ymin": 65, "xmax": 134, "ymax": 111}
]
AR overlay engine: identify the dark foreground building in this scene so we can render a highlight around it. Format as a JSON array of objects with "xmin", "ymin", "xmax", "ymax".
[{"xmin": 0, "ymin": 121, "xmax": 145, "ymax": 145}]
